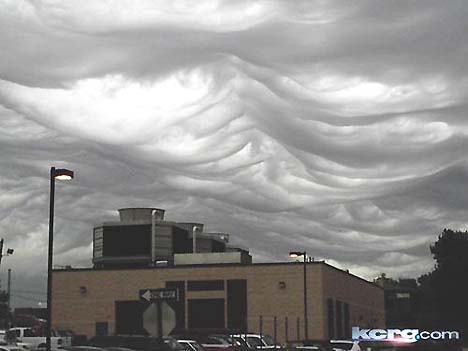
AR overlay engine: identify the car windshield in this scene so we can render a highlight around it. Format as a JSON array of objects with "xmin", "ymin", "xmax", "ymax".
[
  {"xmin": 5, "ymin": 331, "xmax": 17, "ymax": 343},
  {"xmin": 202, "ymin": 337, "xmax": 229, "ymax": 345},
  {"xmin": 163, "ymin": 338, "xmax": 186, "ymax": 351},
  {"xmin": 232, "ymin": 337, "xmax": 248, "ymax": 347},
  {"xmin": 261, "ymin": 335, "xmax": 277, "ymax": 346},
  {"xmin": 211, "ymin": 335, "xmax": 234, "ymax": 344},
  {"xmin": 23, "ymin": 329, "xmax": 37, "ymax": 337},
  {"xmin": 188, "ymin": 342, "xmax": 204, "ymax": 351},
  {"xmin": 246, "ymin": 337, "xmax": 264, "ymax": 348}
]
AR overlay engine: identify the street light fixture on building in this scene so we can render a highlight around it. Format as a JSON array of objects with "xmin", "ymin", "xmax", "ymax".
[
  {"xmin": 46, "ymin": 167, "xmax": 74, "ymax": 351},
  {"xmin": 289, "ymin": 251, "xmax": 309, "ymax": 340}
]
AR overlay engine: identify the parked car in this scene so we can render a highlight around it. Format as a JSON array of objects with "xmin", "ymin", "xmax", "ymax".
[
  {"xmin": 0, "ymin": 345, "xmax": 25, "ymax": 351},
  {"xmin": 11, "ymin": 342, "xmax": 30, "ymax": 350},
  {"xmin": 88, "ymin": 335, "xmax": 174, "ymax": 351},
  {"xmin": 62, "ymin": 346, "xmax": 108, "ymax": 351},
  {"xmin": 231, "ymin": 334, "xmax": 281, "ymax": 350},
  {"xmin": 56, "ymin": 329, "xmax": 75, "ymax": 347},
  {"xmin": 6, "ymin": 327, "xmax": 66, "ymax": 349},
  {"xmin": 172, "ymin": 335, "xmax": 239, "ymax": 351},
  {"xmin": 162, "ymin": 337, "xmax": 190, "ymax": 351},
  {"xmin": 209, "ymin": 335, "xmax": 250, "ymax": 351},
  {"xmin": 329, "ymin": 340, "xmax": 360, "ymax": 351},
  {"xmin": 0, "ymin": 331, "xmax": 6, "ymax": 345},
  {"xmin": 285, "ymin": 340, "xmax": 332, "ymax": 351},
  {"xmin": 358, "ymin": 340, "xmax": 464, "ymax": 351},
  {"xmin": 104, "ymin": 347, "xmax": 139, "ymax": 351},
  {"xmin": 175, "ymin": 340, "xmax": 205, "ymax": 351}
]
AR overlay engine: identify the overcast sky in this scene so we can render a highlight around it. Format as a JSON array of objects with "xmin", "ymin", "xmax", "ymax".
[{"xmin": 1, "ymin": 0, "xmax": 468, "ymax": 307}]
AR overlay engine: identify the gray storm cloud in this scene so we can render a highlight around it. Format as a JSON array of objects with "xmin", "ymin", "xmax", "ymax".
[{"xmin": 1, "ymin": 0, "xmax": 468, "ymax": 305}]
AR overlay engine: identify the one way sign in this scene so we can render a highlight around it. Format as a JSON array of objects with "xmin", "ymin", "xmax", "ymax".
[{"xmin": 139, "ymin": 288, "xmax": 178, "ymax": 302}]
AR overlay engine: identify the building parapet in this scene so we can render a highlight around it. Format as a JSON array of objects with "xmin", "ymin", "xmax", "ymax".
[{"xmin": 174, "ymin": 251, "xmax": 252, "ymax": 265}]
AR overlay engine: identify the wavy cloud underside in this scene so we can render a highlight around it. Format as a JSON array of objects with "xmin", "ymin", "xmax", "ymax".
[{"xmin": 1, "ymin": 0, "xmax": 468, "ymax": 305}]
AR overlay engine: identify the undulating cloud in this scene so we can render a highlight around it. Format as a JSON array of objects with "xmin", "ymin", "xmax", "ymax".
[{"xmin": 1, "ymin": 0, "xmax": 468, "ymax": 306}]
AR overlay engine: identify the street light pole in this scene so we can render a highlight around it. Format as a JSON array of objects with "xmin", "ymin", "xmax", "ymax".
[
  {"xmin": 302, "ymin": 252, "xmax": 308, "ymax": 340},
  {"xmin": 46, "ymin": 167, "xmax": 55, "ymax": 351},
  {"xmin": 46, "ymin": 167, "xmax": 74, "ymax": 351},
  {"xmin": 289, "ymin": 251, "xmax": 308, "ymax": 340},
  {"xmin": 7, "ymin": 269, "xmax": 11, "ymax": 325}
]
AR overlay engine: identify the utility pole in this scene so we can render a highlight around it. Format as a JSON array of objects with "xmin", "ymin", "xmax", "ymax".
[
  {"xmin": 0, "ymin": 239, "xmax": 4, "ymax": 268},
  {"xmin": 7, "ymin": 269, "xmax": 11, "ymax": 328},
  {"xmin": 0, "ymin": 239, "xmax": 14, "ymax": 330},
  {"xmin": 289, "ymin": 251, "xmax": 309, "ymax": 340},
  {"xmin": 7, "ymin": 269, "xmax": 11, "ymax": 310},
  {"xmin": 0, "ymin": 239, "xmax": 4, "ymax": 291}
]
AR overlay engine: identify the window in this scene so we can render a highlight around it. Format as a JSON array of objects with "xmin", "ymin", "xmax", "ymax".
[
  {"xmin": 327, "ymin": 298, "xmax": 335, "ymax": 339},
  {"xmin": 103, "ymin": 225, "xmax": 151, "ymax": 257},
  {"xmin": 336, "ymin": 300, "xmax": 343, "ymax": 339},
  {"xmin": 115, "ymin": 301, "xmax": 146, "ymax": 335},
  {"xmin": 344, "ymin": 303, "xmax": 350, "ymax": 339},
  {"xmin": 95, "ymin": 322, "xmax": 109, "ymax": 336},
  {"xmin": 188, "ymin": 299, "xmax": 225, "ymax": 329},
  {"xmin": 187, "ymin": 280, "xmax": 224, "ymax": 291},
  {"xmin": 396, "ymin": 292, "xmax": 411, "ymax": 299},
  {"xmin": 227, "ymin": 279, "xmax": 247, "ymax": 331},
  {"xmin": 23, "ymin": 329, "xmax": 36, "ymax": 337}
]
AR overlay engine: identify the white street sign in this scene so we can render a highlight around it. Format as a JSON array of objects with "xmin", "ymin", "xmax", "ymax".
[
  {"xmin": 140, "ymin": 288, "xmax": 178, "ymax": 302},
  {"xmin": 142, "ymin": 290, "xmax": 152, "ymax": 302}
]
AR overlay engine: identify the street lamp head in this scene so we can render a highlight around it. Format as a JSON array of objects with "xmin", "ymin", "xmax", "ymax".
[
  {"xmin": 52, "ymin": 168, "xmax": 74, "ymax": 180},
  {"xmin": 289, "ymin": 251, "xmax": 306, "ymax": 258}
]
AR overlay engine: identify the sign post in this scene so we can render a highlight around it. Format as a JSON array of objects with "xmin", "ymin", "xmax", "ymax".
[{"xmin": 140, "ymin": 288, "xmax": 178, "ymax": 337}]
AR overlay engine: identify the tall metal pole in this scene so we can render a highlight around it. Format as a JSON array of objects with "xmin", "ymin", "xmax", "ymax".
[
  {"xmin": 7, "ymin": 269, "xmax": 11, "ymax": 325},
  {"xmin": 0, "ymin": 238, "xmax": 4, "ymax": 268},
  {"xmin": 151, "ymin": 210, "xmax": 156, "ymax": 265},
  {"xmin": 303, "ymin": 252, "xmax": 308, "ymax": 340},
  {"xmin": 46, "ymin": 167, "xmax": 56, "ymax": 351}
]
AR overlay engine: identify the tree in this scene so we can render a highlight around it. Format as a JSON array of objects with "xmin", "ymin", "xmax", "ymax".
[{"xmin": 417, "ymin": 229, "xmax": 468, "ymax": 334}]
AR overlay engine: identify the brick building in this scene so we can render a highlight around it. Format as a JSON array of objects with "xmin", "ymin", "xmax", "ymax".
[{"xmin": 51, "ymin": 208, "xmax": 385, "ymax": 342}]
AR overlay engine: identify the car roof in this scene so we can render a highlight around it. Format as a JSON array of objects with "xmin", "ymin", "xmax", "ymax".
[
  {"xmin": 330, "ymin": 340, "xmax": 355, "ymax": 343},
  {"xmin": 64, "ymin": 347, "xmax": 107, "ymax": 351},
  {"xmin": 177, "ymin": 340, "xmax": 197, "ymax": 343}
]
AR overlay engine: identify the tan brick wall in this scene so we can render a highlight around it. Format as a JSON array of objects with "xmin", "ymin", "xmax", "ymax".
[
  {"xmin": 52, "ymin": 263, "xmax": 382, "ymax": 343},
  {"xmin": 320, "ymin": 264, "xmax": 385, "ymax": 338}
]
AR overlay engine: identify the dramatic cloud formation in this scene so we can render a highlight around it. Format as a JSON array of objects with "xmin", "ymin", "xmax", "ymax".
[{"xmin": 1, "ymin": 0, "xmax": 468, "ymax": 306}]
